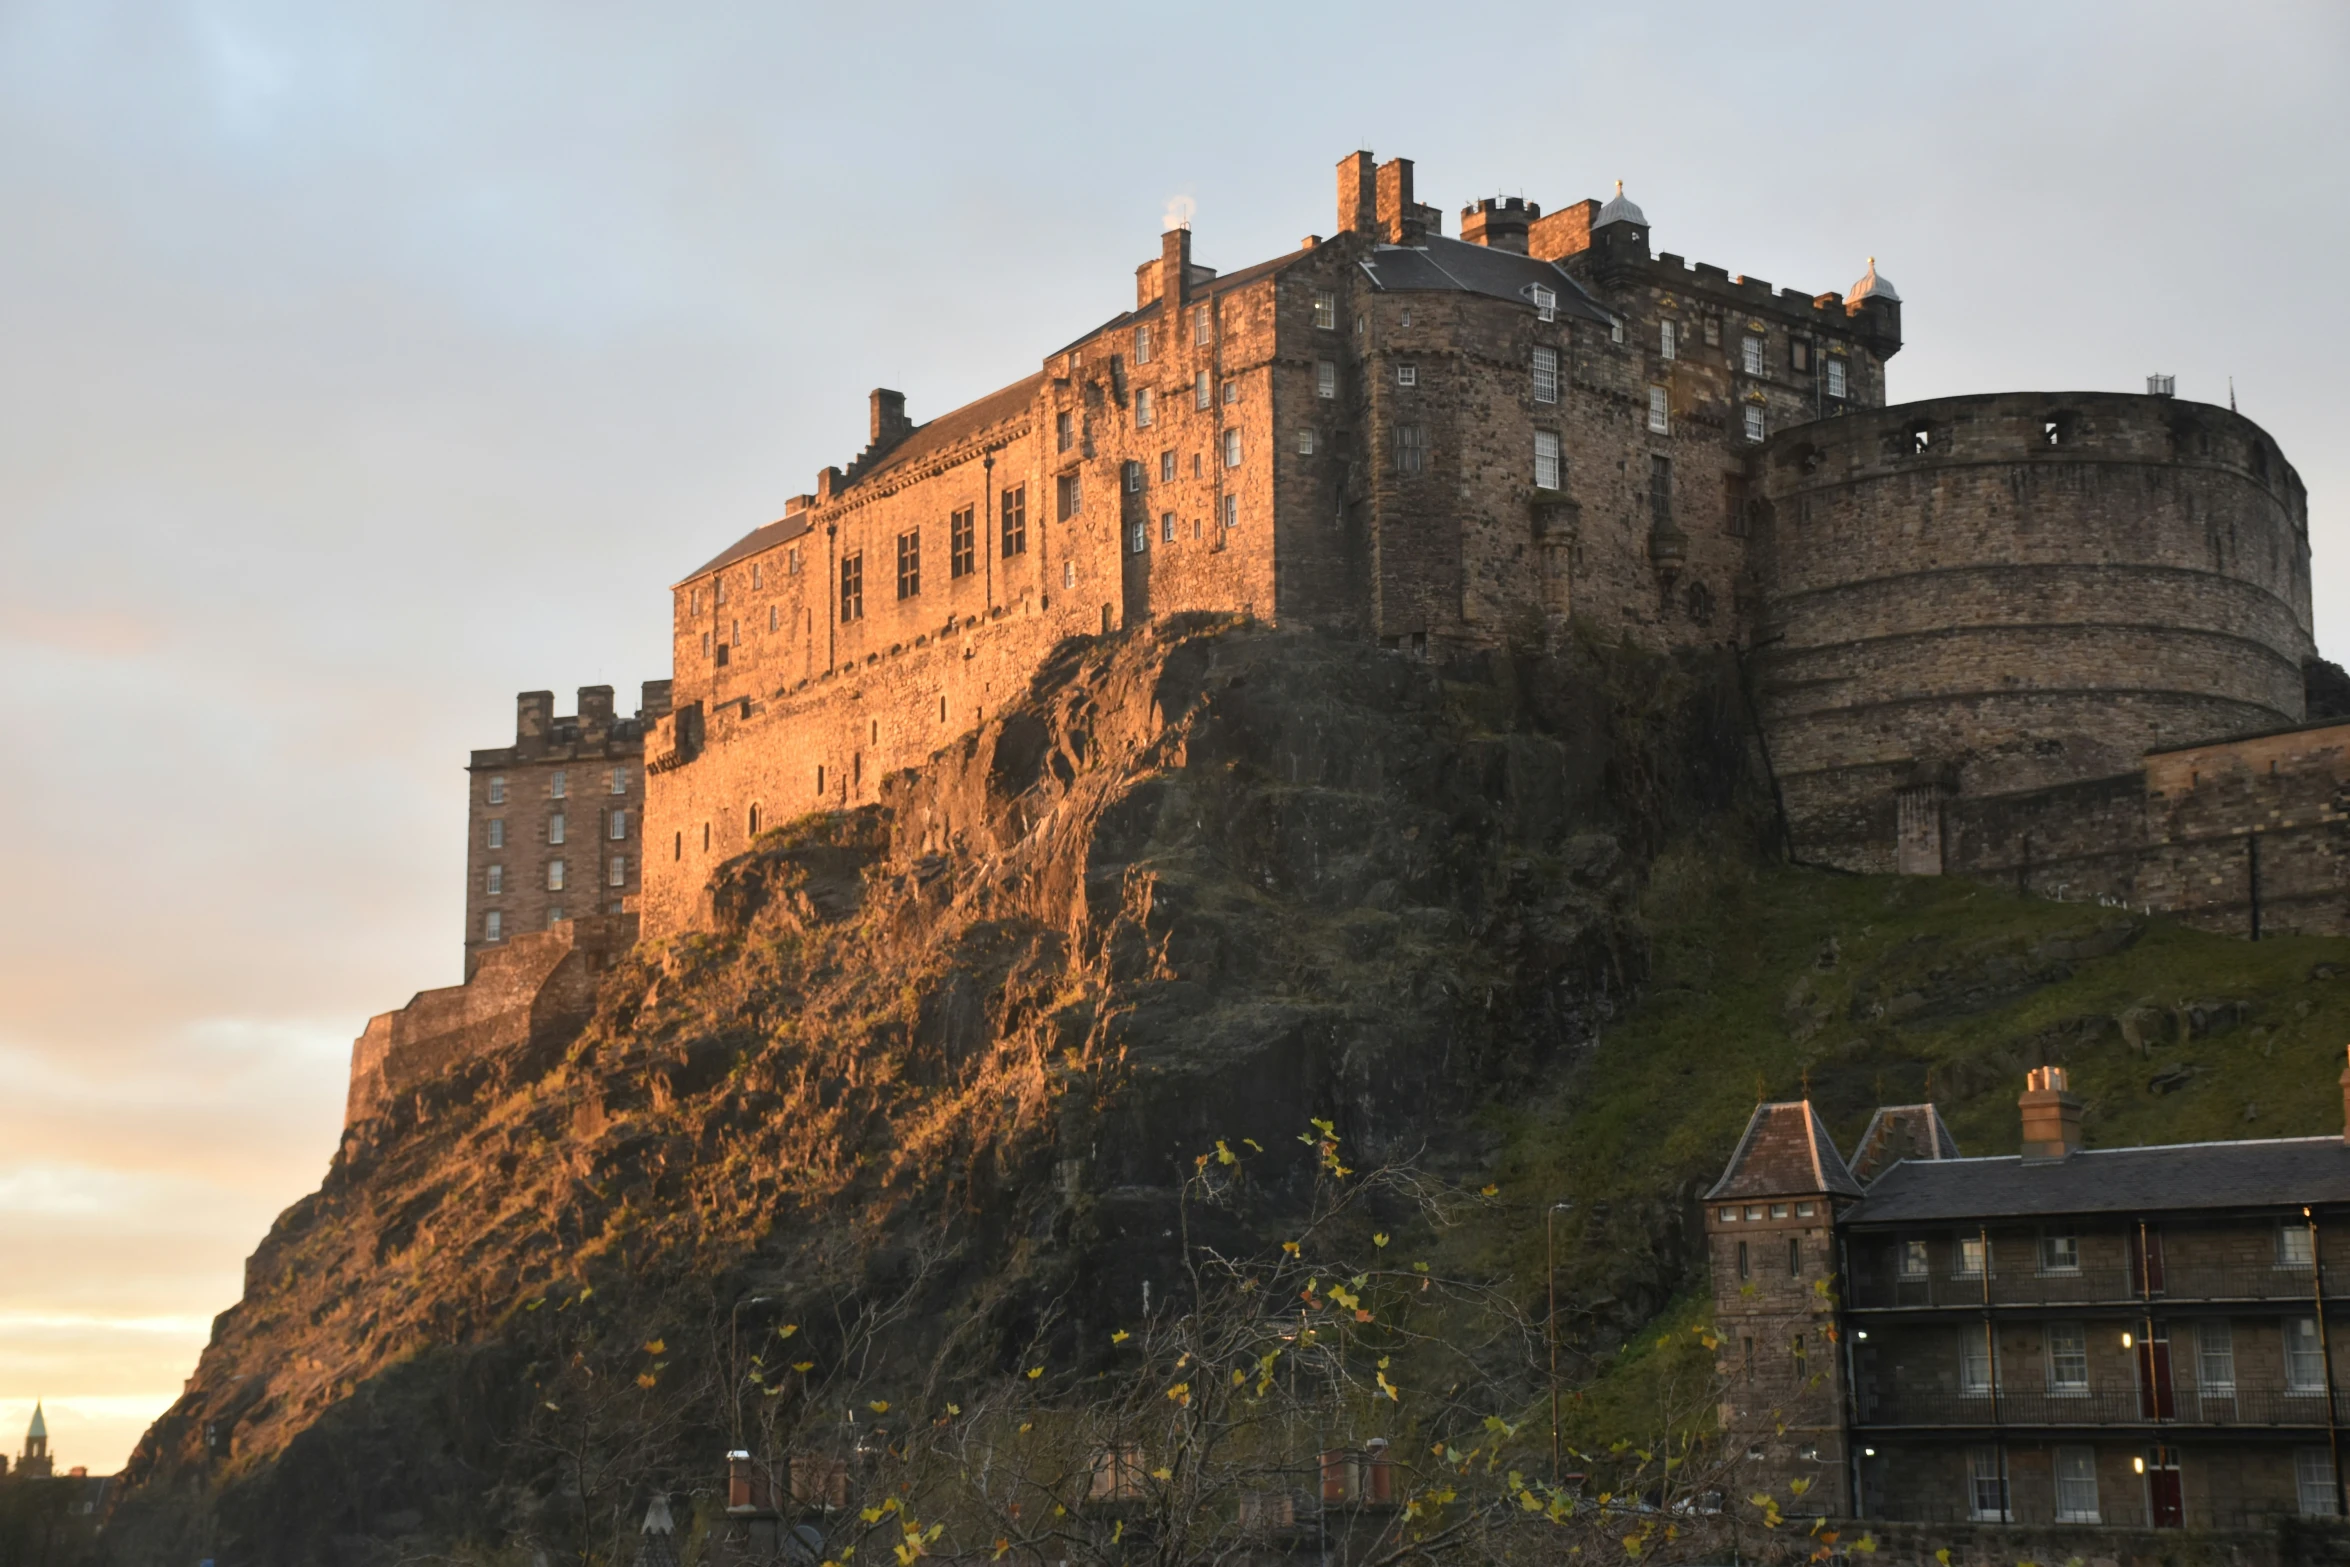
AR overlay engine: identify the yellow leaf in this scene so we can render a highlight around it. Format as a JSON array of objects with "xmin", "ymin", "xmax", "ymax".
[
  {"xmin": 1243, "ymin": 1138, "xmax": 1262, "ymax": 1151},
  {"xmin": 1788, "ymin": 1477, "xmax": 1811, "ymax": 1496},
  {"xmin": 1018, "ymin": 1421, "xmax": 1033, "ymax": 1433},
  {"xmin": 1053, "ymin": 1505, "xmax": 1065, "ymax": 1517},
  {"xmin": 1282, "ymin": 1241, "xmax": 1301, "ymax": 1256},
  {"xmin": 1167, "ymin": 1381, "xmax": 1192, "ymax": 1406},
  {"xmin": 1376, "ymin": 1370, "xmax": 1400, "ymax": 1401},
  {"xmin": 1481, "ymin": 1184, "xmax": 1499, "ymax": 1198},
  {"xmin": 1377, "ymin": 1356, "xmax": 1391, "ymax": 1369},
  {"xmin": 1373, "ymin": 1232, "xmax": 1389, "ymax": 1247},
  {"xmin": 1233, "ymin": 1369, "xmax": 1246, "ymax": 1385},
  {"xmin": 1151, "ymin": 1467, "xmax": 1172, "ymax": 1481},
  {"xmin": 1026, "ymin": 1366, "xmax": 1043, "ymax": 1380},
  {"xmin": 1111, "ymin": 1330, "xmax": 1130, "ymax": 1344},
  {"xmin": 1354, "ymin": 1309, "xmax": 1372, "ymax": 1322},
  {"xmin": 861, "ymin": 1508, "xmax": 885, "ymax": 1524},
  {"xmin": 779, "ymin": 1324, "xmax": 799, "ymax": 1338},
  {"xmin": 542, "ymin": 1401, "xmax": 560, "ymax": 1411},
  {"xmin": 993, "ymin": 1543, "xmax": 1009, "ymax": 1561},
  {"xmin": 1852, "ymin": 1536, "xmax": 1878, "ymax": 1554},
  {"xmin": 1935, "ymin": 1552, "xmax": 1951, "ymax": 1566},
  {"xmin": 636, "ymin": 1372, "xmax": 657, "ymax": 1388},
  {"xmin": 869, "ymin": 1400, "xmax": 891, "ymax": 1414},
  {"xmin": 1216, "ymin": 1140, "xmax": 1236, "ymax": 1165},
  {"xmin": 579, "ymin": 1286, "xmax": 593, "ymax": 1299},
  {"xmin": 794, "ymin": 1361, "xmax": 815, "ymax": 1373},
  {"xmin": 644, "ymin": 1338, "xmax": 666, "ymax": 1354},
  {"xmin": 1111, "ymin": 1521, "xmax": 1123, "ymax": 1544},
  {"xmin": 525, "ymin": 1298, "xmax": 544, "ymax": 1311}
]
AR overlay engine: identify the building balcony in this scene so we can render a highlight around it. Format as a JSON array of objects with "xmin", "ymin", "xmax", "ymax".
[
  {"xmin": 1855, "ymin": 1382, "xmax": 2348, "ymax": 1430},
  {"xmin": 1847, "ymin": 1262, "xmax": 2342, "ymax": 1312}
]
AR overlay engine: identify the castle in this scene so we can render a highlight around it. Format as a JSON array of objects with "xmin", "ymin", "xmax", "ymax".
[{"xmin": 345, "ymin": 149, "xmax": 2343, "ymax": 1127}]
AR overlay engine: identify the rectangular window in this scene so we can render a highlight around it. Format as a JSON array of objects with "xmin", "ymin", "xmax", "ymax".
[
  {"xmin": 1660, "ymin": 320, "xmax": 1677, "ymax": 360},
  {"xmin": 789, "ymin": 545, "xmax": 800, "ymax": 575},
  {"xmin": 1313, "ymin": 289, "xmax": 1337, "ymax": 330},
  {"xmin": 548, "ymin": 812, "xmax": 566, "ymax": 846},
  {"xmin": 1222, "ymin": 428, "xmax": 1241, "ymax": 468},
  {"xmin": 550, "ymin": 770, "xmax": 567, "ymax": 800},
  {"xmin": 1160, "ymin": 511, "xmax": 1175, "ymax": 543},
  {"xmin": 1534, "ymin": 431, "xmax": 1561, "ymax": 490},
  {"xmin": 1056, "ymin": 471, "xmax": 1081, "ymax": 521},
  {"xmin": 1128, "ymin": 520, "xmax": 1147, "ymax": 555},
  {"xmin": 1532, "ymin": 285, "xmax": 1556, "ymax": 323},
  {"xmin": 1960, "ymin": 1332, "xmax": 1994, "ymax": 1394},
  {"xmin": 1056, "ymin": 410, "xmax": 1074, "ymax": 453},
  {"xmin": 2054, "ymin": 1447, "xmax": 2100, "ymax": 1523},
  {"xmin": 1898, "ymin": 1239, "xmax": 1929, "ymax": 1277},
  {"xmin": 1221, "ymin": 379, "xmax": 1239, "ymax": 405},
  {"xmin": 840, "ymin": 553, "xmax": 864, "ymax": 622},
  {"xmin": 546, "ymin": 906, "xmax": 563, "ymax": 928},
  {"xmin": 1396, "ymin": 363, "xmax": 1417, "ymax": 388},
  {"xmin": 1123, "ymin": 459, "xmax": 1143, "ymax": 494},
  {"xmin": 950, "ymin": 507, "xmax": 976, "ymax": 579},
  {"xmin": 1001, "ymin": 485, "xmax": 1027, "ymax": 557},
  {"xmin": 1610, "ymin": 317, "xmax": 1624, "ymax": 344},
  {"xmin": 700, "ymin": 631, "xmax": 710, "ymax": 655},
  {"xmin": 484, "ymin": 910, "xmax": 503, "ymax": 942},
  {"xmin": 1827, "ymin": 358, "xmax": 1848, "ymax": 399},
  {"xmin": 1648, "ymin": 455, "xmax": 1672, "ymax": 527},
  {"xmin": 729, "ymin": 618, "xmax": 740, "ymax": 645},
  {"xmin": 1135, "ymin": 387, "xmax": 1154, "ymax": 428},
  {"xmin": 547, "ymin": 859, "xmax": 566, "ymax": 892},
  {"xmin": 751, "ymin": 562, "xmax": 762, "ymax": 589},
  {"xmin": 1159, "ymin": 450, "xmax": 1176, "ymax": 484},
  {"xmin": 608, "ymin": 810, "xmax": 627, "ymax": 841},
  {"xmin": 1193, "ymin": 307, "xmax": 1212, "ymax": 345},
  {"xmin": 487, "ymin": 818, "xmax": 505, "ymax": 850},
  {"xmin": 2281, "ymin": 1224, "xmax": 2316, "ymax": 1268},
  {"xmin": 768, "ymin": 604, "xmax": 777, "ymax": 632},
  {"xmin": 1135, "ymin": 324, "xmax": 1151, "ymax": 364},
  {"xmin": 487, "ymin": 775, "xmax": 506, "ymax": 805},
  {"xmin": 896, "ymin": 530, "xmax": 920, "ymax": 599},
  {"xmin": 1743, "ymin": 405, "xmax": 1766, "ymax": 443},
  {"xmin": 1221, "ymin": 493, "xmax": 1237, "ymax": 529},
  {"xmin": 1193, "ymin": 370, "xmax": 1211, "ymax": 410},
  {"xmin": 2288, "ymin": 1318, "xmax": 2327, "ymax": 1391},
  {"xmin": 2041, "ymin": 1231, "xmax": 2081, "ymax": 1273},
  {"xmin": 486, "ymin": 864, "xmax": 504, "ymax": 895},
  {"xmin": 1646, "ymin": 386, "xmax": 1669, "ymax": 434},
  {"xmin": 2299, "ymin": 1449, "xmax": 2339, "ymax": 1517},
  {"xmin": 1969, "ymin": 1447, "xmax": 2007, "ymax": 1522},
  {"xmin": 607, "ymin": 856, "xmax": 627, "ymax": 888},
  {"xmin": 1791, "ymin": 338, "xmax": 1812, "ymax": 372},
  {"xmin": 1532, "ymin": 346, "xmax": 1559, "ymax": 404},
  {"xmin": 714, "ymin": 576, "xmax": 726, "ymax": 605},
  {"xmin": 1297, "ymin": 428, "xmax": 1315, "ymax": 456},
  {"xmin": 1394, "ymin": 424, "xmax": 1428, "ymax": 476},
  {"xmin": 2047, "ymin": 1323, "xmax": 2089, "ymax": 1392},
  {"xmin": 2198, "ymin": 1321, "xmax": 2236, "ymax": 1393},
  {"xmin": 1954, "ymin": 1234, "xmax": 1987, "ymax": 1277},
  {"xmin": 1317, "ymin": 360, "xmax": 1337, "ymax": 399},
  {"xmin": 1062, "ymin": 559, "xmax": 1075, "ymax": 588},
  {"xmin": 1742, "ymin": 335, "xmax": 1765, "ymax": 377},
  {"xmin": 610, "ymin": 768, "xmax": 626, "ymax": 795},
  {"xmin": 1704, "ymin": 317, "xmax": 1720, "ymax": 346}
]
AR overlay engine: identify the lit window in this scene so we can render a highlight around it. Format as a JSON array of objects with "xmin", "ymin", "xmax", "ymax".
[
  {"xmin": 1532, "ymin": 346, "xmax": 1559, "ymax": 404},
  {"xmin": 487, "ymin": 819, "xmax": 505, "ymax": 850},
  {"xmin": 609, "ymin": 768, "xmax": 626, "ymax": 795},
  {"xmin": 1647, "ymin": 387, "xmax": 1669, "ymax": 434},
  {"xmin": 1135, "ymin": 324, "xmax": 1152, "ymax": 364},
  {"xmin": 1742, "ymin": 335, "xmax": 1764, "ymax": 376},
  {"xmin": 2283, "ymin": 1224, "xmax": 2317, "ymax": 1268},
  {"xmin": 547, "ymin": 859, "xmax": 566, "ymax": 892},
  {"xmin": 2047, "ymin": 1323, "xmax": 2088, "ymax": 1392},
  {"xmin": 1222, "ymin": 429, "xmax": 1242, "ymax": 468},
  {"xmin": 486, "ymin": 864, "xmax": 504, "ymax": 895},
  {"xmin": 550, "ymin": 770, "xmax": 567, "ymax": 799},
  {"xmin": 1954, "ymin": 1235, "xmax": 1987, "ymax": 1277},
  {"xmin": 1660, "ymin": 320, "xmax": 1677, "ymax": 360},
  {"xmin": 484, "ymin": 910, "xmax": 503, "ymax": 942},
  {"xmin": 1313, "ymin": 289, "xmax": 1337, "ymax": 330},
  {"xmin": 1056, "ymin": 410, "xmax": 1074, "ymax": 453},
  {"xmin": 1826, "ymin": 358, "xmax": 1848, "ymax": 399},
  {"xmin": 1298, "ymin": 428, "xmax": 1315, "ymax": 456},
  {"xmin": 2054, "ymin": 1448, "xmax": 2100, "ymax": 1523},
  {"xmin": 2040, "ymin": 1231, "xmax": 2080, "ymax": 1273},
  {"xmin": 1534, "ymin": 431, "xmax": 1561, "ymax": 490},
  {"xmin": 1193, "ymin": 308, "xmax": 1212, "ymax": 346},
  {"xmin": 1796, "ymin": 1202, "xmax": 1815, "ymax": 1217},
  {"xmin": 608, "ymin": 809, "xmax": 628, "ymax": 841},
  {"xmin": 1317, "ymin": 360, "xmax": 1336, "ymax": 399},
  {"xmin": 1160, "ymin": 511, "xmax": 1175, "ymax": 543},
  {"xmin": 487, "ymin": 775, "xmax": 506, "ymax": 805},
  {"xmin": 1194, "ymin": 371, "xmax": 1211, "ymax": 410},
  {"xmin": 2300, "ymin": 1449, "xmax": 2340, "ymax": 1517},
  {"xmin": 2289, "ymin": 1318, "xmax": 2326, "ymax": 1391},
  {"xmin": 1135, "ymin": 387, "xmax": 1154, "ymax": 428},
  {"xmin": 549, "ymin": 813, "xmax": 566, "ymax": 846},
  {"xmin": 608, "ymin": 856, "xmax": 627, "ymax": 887},
  {"xmin": 1128, "ymin": 520, "xmax": 1147, "ymax": 554},
  {"xmin": 1744, "ymin": 405, "xmax": 1766, "ymax": 442},
  {"xmin": 1396, "ymin": 363, "xmax": 1417, "ymax": 388},
  {"xmin": 1532, "ymin": 285, "xmax": 1556, "ymax": 322},
  {"xmin": 1898, "ymin": 1239, "xmax": 1929, "ymax": 1277},
  {"xmin": 1222, "ymin": 380, "xmax": 1239, "ymax": 405},
  {"xmin": 2197, "ymin": 1321, "xmax": 2236, "ymax": 1393}
]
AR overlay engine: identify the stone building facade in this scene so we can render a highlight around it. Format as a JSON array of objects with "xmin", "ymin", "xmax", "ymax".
[
  {"xmin": 1710, "ymin": 1067, "xmax": 2350, "ymax": 1532},
  {"xmin": 466, "ymin": 683, "xmax": 670, "ymax": 978}
]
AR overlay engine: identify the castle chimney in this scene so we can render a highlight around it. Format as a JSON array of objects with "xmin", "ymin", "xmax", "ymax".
[
  {"xmin": 1160, "ymin": 225, "xmax": 1192, "ymax": 312},
  {"xmin": 1337, "ymin": 150, "xmax": 1377, "ymax": 235},
  {"xmin": 2019, "ymin": 1066, "xmax": 2083, "ymax": 1162},
  {"xmin": 1461, "ymin": 196, "xmax": 1536, "ymax": 253},
  {"xmin": 516, "ymin": 691, "xmax": 554, "ymax": 745},
  {"xmin": 869, "ymin": 388, "xmax": 912, "ymax": 450},
  {"xmin": 1374, "ymin": 157, "xmax": 1414, "ymax": 243},
  {"xmin": 577, "ymin": 685, "xmax": 614, "ymax": 734},
  {"xmin": 639, "ymin": 678, "xmax": 674, "ymax": 721}
]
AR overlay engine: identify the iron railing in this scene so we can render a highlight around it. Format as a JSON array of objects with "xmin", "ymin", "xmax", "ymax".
[
  {"xmin": 1855, "ymin": 1499, "xmax": 2335, "ymax": 1530},
  {"xmin": 1855, "ymin": 1382, "xmax": 2349, "ymax": 1429},
  {"xmin": 1846, "ymin": 1262, "xmax": 2349, "ymax": 1311}
]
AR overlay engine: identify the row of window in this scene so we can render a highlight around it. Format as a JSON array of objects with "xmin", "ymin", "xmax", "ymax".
[
  {"xmin": 1124, "ymin": 502, "xmax": 1239, "ymax": 553},
  {"xmin": 482, "ymin": 857, "xmax": 630, "ymax": 896},
  {"xmin": 484, "ymin": 768, "xmax": 628, "ymax": 805},
  {"xmin": 480, "ymin": 901, "xmax": 626, "ymax": 943},
  {"xmin": 484, "ymin": 810, "xmax": 627, "ymax": 850},
  {"xmin": 1949, "ymin": 1318, "xmax": 2319, "ymax": 1396},
  {"xmin": 1889, "ymin": 1224, "xmax": 2316, "ymax": 1278}
]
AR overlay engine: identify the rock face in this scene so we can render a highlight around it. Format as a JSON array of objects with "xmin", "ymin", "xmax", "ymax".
[{"xmin": 103, "ymin": 618, "xmax": 1767, "ymax": 1561}]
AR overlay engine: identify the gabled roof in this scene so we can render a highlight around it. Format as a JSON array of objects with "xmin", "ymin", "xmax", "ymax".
[
  {"xmin": 1845, "ymin": 1135, "xmax": 2350, "ymax": 1225},
  {"xmin": 1706, "ymin": 1101, "xmax": 1865, "ymax": 1201},
  {"xmin": 1849, "ymin": 1103, "xmax": 1961, "ymax": 1185},
  {"xmin": 1358, "ymin": 235, "xmax": 1616, "ymax": 326}
]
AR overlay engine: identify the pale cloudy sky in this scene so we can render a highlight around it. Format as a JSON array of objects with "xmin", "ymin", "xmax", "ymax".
[{"xmin": 2, "ymin": 1, "xmax": 2345, "ymax": 1473}]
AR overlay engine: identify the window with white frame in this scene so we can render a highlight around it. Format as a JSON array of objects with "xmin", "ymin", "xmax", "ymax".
[
  {"xmin": 1062, "ymin": 559, "xmax": 1075, "ymax": 588},
  {"xmin": 1534, "ymin": 431, "xmax": 1562, "ymax": 491},
  {"xmin": 1317, "ymin": 360, "xmax": 1336, "ymax": 399},
  {"xmin": 549, "ymin": 812, "xmax": 566, "ymax": 846},
  {"xmin": 1960, "ymin": 1330, "xmax": 1996, "ymax": 1394},
  {"xmin": 1743, "ymin": 405, "xmax": 1766, "ymax": 443},
  {"xmin": 1128, "ymin": 520, "xmax": 1147, "ymax": 555},
  {"xmin": 484, "ymin": 910, "xmax": 503, "ymax": 942},
  {"xmin": 1532, "ymin": 285, "xmax": 1556, "ymax": 323},
  {"xmin": 1136, "ymin": 387, "xmax": 1154, "ymax": 427},
  {"xmin": 1124, "ymin": 459, "xmax": 1143, "ymax": 494},
  {"xmin": 609, "ymin": 768, "xmax": 626, "ymax": 794},
  {"xmin": 1135, "ymin": 324, "xmax": 1152, "ymax": 364},
  {"xmin": 487, "ymin": 818, "xmax": 505, "ymax": 850},
  {"xmin": 2040, "ymin": 1230, "xmax": 2081, "ymax": 1273},
  {"xmin": 607, "ymin": 856, "xmax": 627, "ymax": 887},
  {"xmin": 1221, "ymin": 494, "xmax": 1237, "ymax": 529},
  {"xmin": 1898, "ymin": 1239, "xmax": 1929, "ymax": 1277},
  {"xmin": 1194, "ymin": 371, "xmax": 1211, "ymax": 410},
  {"xmin": 1742, "ymin": 335, "xmax": 1765, "ymax": 376},
  {"xmin": 751, "ymin": 562, "xmax": 762, "ymax": 589},
  {"xmin": 1160, "ymin": 512, "xmax": 1175, "ymax": 543},
  {"xmin": 2289, "ymin": 1318, "xmax": 2327, "ymax": 1391},
  {"xmin": 2054, "ymin": 1447, "xmax": 2100, "ymax": 1523},
  {"xmin": 1297, "ymin": 428, "xmax": 1315, "ymax": 456},
  {"xmin": 487, "ymin": 775, "xmax": 506, "ymax": 805},
  {"xmin": 2197, "ymin": 1320, "xmax": 2236, "ymax": 1393},
  {"xmin": 1159, "ymin": 449, "xmax": 1176, "ymax": 483},
  {"xmin": 1396, "ymin": 363, "xmax": 1417, "ymax": 388},
  {"xmin": 1610, "ymin": 317, "xmax": 1624, "ymax": 344},
  {"xmin": 1313, "ymin": 289, "xmax": 1337, "ymax": 330},
  {"xmin": 1647, "ymin": 386, "xmax": 1669, "ymax": 434},
  {"xmin": 1193, "ymin": 308, "xmax": 1212, "ymax": 346},
  {"xmin": 1968, "ymin": 1447, "xmax": 2008, "ymax": 1522},
  {"xmin": 2281, "ymin": 1223, "xmax": 2316, "ymax": 1268},
  {"xmin": 547, "ymin": 859, "xmax": 566, "ymax": 892},
  {"xmin": 486, "ymin": 864, "xmax": 504, "ymax": 895},
  {"xmin": 1532, "ymin": 346, "xmax": 1559, "ymax": 404},
  {"xmin": 1826, "ymin": 357, "xmax": 1848, "ymax": 399},
  {"xmin": 2299, "ymin": 1448, "xmax": 2340, "ymax": 1516},
  {"xmin": 1955, "ymin": 1234, "xmax": 1988, "ymax": 1277},
  {"xmin": 2046, "ymin": 1323, "xmax": 2089, "ymax": 1393},
  {"xmin": 608, "ymin": 810, "xmax": 627, "ymax": 841},
  {"xmin": 1223, "ymin": 429, "xmax": 1241, "ymax": 468},
  {"xmin": 1056, "ymin": 410, "xmax": 1074, "ymax": 452},
  {"xmin": 1660, "ymin": 320, "xmax": 1677, "ymax": 360}
]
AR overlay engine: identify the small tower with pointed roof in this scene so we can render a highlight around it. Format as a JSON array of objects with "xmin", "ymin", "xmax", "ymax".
[
  {"xmin": 1703, "ymin": 1102, "xmax": 1861, "ymax": 1516},
  {"xmin": 17, "ymin": 1402, "xmax": 54, "ymax": 1480}
]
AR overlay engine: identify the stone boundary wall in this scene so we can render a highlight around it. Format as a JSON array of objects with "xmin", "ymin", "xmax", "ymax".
[{"xmin": 344, "ymin": 914, "xmax": 634, "ymax": 1125}]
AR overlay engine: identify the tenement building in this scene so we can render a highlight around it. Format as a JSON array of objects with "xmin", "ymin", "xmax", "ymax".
[
  {"xmin": 465, "ymin": 682, "xmax": 670, "ymax": 978},
  {"xmin": 1708, "ymin": 1062, "xmax": 2350, "ymax": 1532},
  {"xmin": 637, "ymin": 147, "xmax": 2341, "ymax": 940}
]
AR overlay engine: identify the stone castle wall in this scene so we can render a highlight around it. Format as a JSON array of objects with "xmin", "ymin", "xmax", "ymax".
[{"xmin": 1753, "ymin": 391, "xmax": 2314, "ymax": 871}]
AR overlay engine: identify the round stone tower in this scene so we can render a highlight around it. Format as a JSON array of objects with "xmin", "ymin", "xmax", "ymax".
[{"xmin": 1751, "ymin": 390, "xmax": 2312, "ymax": 871}]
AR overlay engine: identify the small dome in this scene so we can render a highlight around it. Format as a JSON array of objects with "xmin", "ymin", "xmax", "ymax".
[
  {"xmin": 1595, "ymin": 179, "xmax": 1646, "ymax": 229},
  {"xmin": 1849, "ymin": 256, "xmax": 1900, "ymax": 304}
]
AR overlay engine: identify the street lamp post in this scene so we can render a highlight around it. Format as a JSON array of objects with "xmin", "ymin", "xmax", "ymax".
[{"xmin": 1548, "ymin": 1201, "xmax": 1574, "ymax": 1484}]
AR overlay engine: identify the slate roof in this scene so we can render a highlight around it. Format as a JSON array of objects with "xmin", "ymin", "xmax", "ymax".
[
  {"xmin": 1358, "ymin": 235, "xmax": 1617, "ymax": 327},
  {"xmin": 1849, "ymin": 1103, "xmax": 1961, "ymax": 1185},
  {"xmin": 1706, "ymin": 1101, "xmax": 1866, "ymax": 1201},
  {"xmin": 1845, "ymin": 1135, "xmax": 2350, "ymax": 1226}
]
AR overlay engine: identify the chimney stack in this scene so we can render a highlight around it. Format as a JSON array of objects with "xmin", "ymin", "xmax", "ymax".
[
  {"xmin": 869, "ymin": 388, "xmax": 913, "ymax": 451},
  {"xmin": 1337, "ymin": 150, "xmax": 1377, "ymax": 235},
  {"xmin": 2019, "ymin": 1066, "xmax": 2083, "ymax": 1162},
  {"xmin": 1374, "ymin": 157, "xmax": 1414, "ymax": 242},
  {"xmin": 577, "ymin": 685, "xmax": 614, "ymax": 734},
  {"xmin": 1160, "ymin": 225, "xmax": 1192, "ymax": 313},
  {"xmin": 516, "ymin": 690, "xmax": 554, "ymax": 745}
]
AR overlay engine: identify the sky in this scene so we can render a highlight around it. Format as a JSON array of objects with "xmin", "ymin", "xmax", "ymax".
[{"xmin": 2, "ymin": 1, "xmax": 2346, "ymax": 1476}]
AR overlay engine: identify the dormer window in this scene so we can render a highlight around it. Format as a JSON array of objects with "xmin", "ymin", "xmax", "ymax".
[{"xmin": 1532, "ymin": 285, "xmax": 1556, "ymax": 323}]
